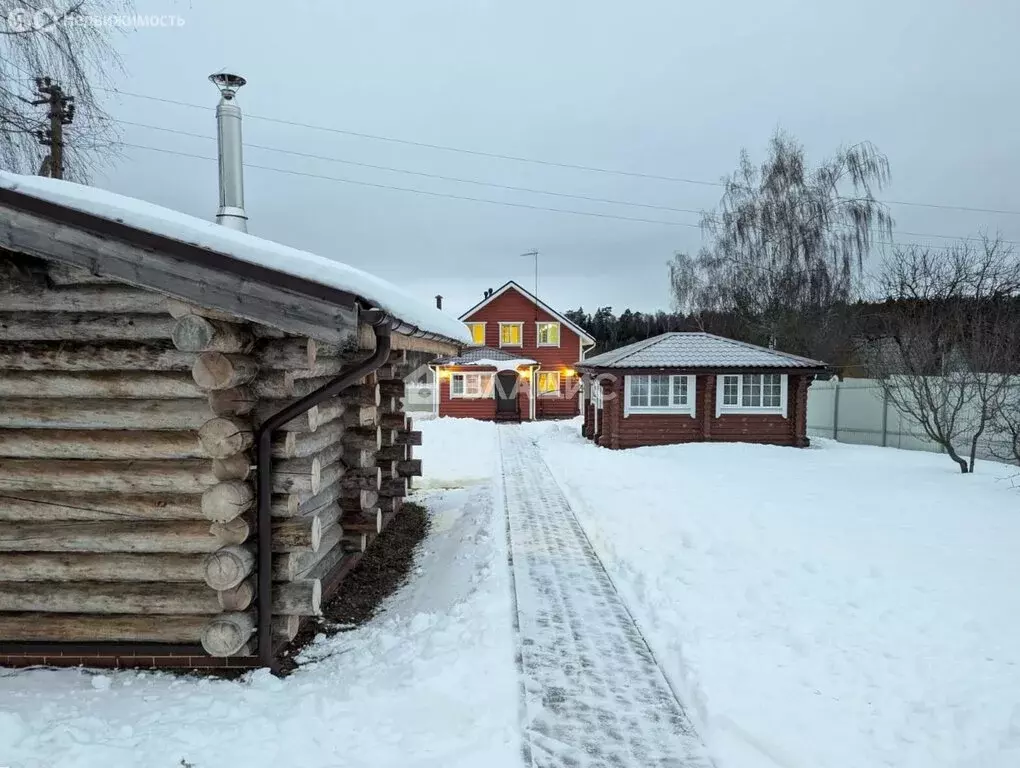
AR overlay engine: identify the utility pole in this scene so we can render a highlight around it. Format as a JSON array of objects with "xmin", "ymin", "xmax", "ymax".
[{"xmin": 32, "ymin": 77, "xmax": 75, "ymax": 179}]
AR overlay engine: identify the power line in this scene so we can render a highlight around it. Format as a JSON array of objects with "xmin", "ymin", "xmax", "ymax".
[
  {"xmin": 120, "ymin": 140, "xmax": 1008, "ymax": 252},
  {"xmin": 119, "ymin": 141, "xmax": 703, "ymax": 227},
  {"xmin": 112, "ymin": 121, "xmax": 1020, "ymax": 248},
  {"xmin": 97, "ymin": 87, "xmax": 723, "ymax": 187},
  {"xmin": 96, "ymin": 85, "xmax": 1020, "ymax": 218},
  {"xmin": 109, "ymin": 118, "xmax": 707, "ymax": 217}
]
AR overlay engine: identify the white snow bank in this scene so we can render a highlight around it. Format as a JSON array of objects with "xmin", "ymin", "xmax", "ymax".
[
  {"xmin": 416, "ymin": 417, "xmax": 498, "ymax": 489},
  {"xmin": 526, "ymin": 420, "xmax": 1020, "ymax": 768},
  {"xmin": 0, "ymin": 172, "xmax": 470, "ymax": 344},
  {"xmin": 0, "ymin": 487, "xmax": 519, "ymax": 768}
]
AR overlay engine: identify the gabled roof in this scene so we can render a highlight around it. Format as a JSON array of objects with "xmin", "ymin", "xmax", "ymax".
[
  {"xmin": 577, "ymin": 332, "xmax": 828, "ymax": 370},
  {"xmin": 459, "ymin": 280, "xmax": 596, "ymax": 346},
  {"xmin": 0, "ymin": 172, "xmax": 470, "ymax": 347}
]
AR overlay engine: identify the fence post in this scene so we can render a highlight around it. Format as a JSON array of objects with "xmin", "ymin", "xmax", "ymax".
[
  {"xmin": 881, "ymin": 386, "xmax": 889, "ymax": 447},
  {"xmin": 832, "ymin": 380, "xmax": 840, "ymax": 440}
]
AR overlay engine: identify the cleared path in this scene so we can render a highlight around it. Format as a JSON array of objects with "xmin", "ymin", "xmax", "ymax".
[{"xmin": 499, "ymin": 425, "xmax": 711, "ymax": 768}]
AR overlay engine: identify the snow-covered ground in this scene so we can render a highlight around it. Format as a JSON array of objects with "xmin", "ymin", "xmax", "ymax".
[
  {"xmin": 524, "ymin": 419, "xmax": 1020, "ymax": 768},
  {"xmin": 416, "ymin": 417, "xmax": 497, "ymax": 489},
  {"xmin": 0, "ymin": 420, "xmax": 517, "ymax": 768},
  {"xmin": 4, "ymin": 415, "xmax": 1018, "ymax": 768}
]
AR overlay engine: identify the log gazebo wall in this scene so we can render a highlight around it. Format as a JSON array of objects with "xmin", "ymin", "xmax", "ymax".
[{"xmin": 0, "ymin": 256, "xmax": 421, "ymax": 668}]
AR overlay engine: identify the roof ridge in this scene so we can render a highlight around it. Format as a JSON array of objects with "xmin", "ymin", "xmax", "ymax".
[
  {"xmin": 583, "ymin": 334, "xmax": 669, "ymax": 366},
  {"xmin": 700, "ymin": 332, "xmax": 825, "ymax": 365}
]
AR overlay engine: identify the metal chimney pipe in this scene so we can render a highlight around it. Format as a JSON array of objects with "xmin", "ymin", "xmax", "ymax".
[
  {"xmin": 435, "ymin": 295, "xmax": 443, "ymax": 310},
  {"xmin": 209, "ymin": 70, "xmax": 248, "ymax": 232}
]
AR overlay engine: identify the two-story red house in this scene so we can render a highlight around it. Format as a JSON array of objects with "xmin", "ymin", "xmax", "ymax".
[{"xmin": 432, "ymin": 281, "xmax": 596, "ymax": 420}]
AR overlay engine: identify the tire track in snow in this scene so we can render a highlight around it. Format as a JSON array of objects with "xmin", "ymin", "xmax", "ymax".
[{"xmin": 499, "ymin": 425, "xmax": 712, "ymax": 768}]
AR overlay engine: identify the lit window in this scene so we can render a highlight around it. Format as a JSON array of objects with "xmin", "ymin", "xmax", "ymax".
[
  {"xmin": 627, "ymin": 375, "xmax": 691, "ymax": 412},
  {"xmin": 537, "ymin": 371, "xmax": 560, "ymax": 396},
  {"xmin": 718, "ymin": 374, "xmax": 784, "ymax": 411},
  {"xmin": 450, "ymin": 372, "xmax": 493, "ymax": 398},
  {"xmin": 537, "ymin": 322, "xmax": 560, "ymax": 346},
  {"xmin": 465, "ymin": 322, "xmax": 485, "ymax": 345},
  {"xmin": 499, "ymin": 323, "xmax": 523, "ymax": 347}
]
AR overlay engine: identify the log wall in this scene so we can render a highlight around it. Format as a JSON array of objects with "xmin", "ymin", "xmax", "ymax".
[{"xmin": 0, "ymin": 255, "xmax": 424, "ymax": 662}]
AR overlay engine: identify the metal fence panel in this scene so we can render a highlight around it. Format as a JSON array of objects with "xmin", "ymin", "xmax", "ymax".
[{"xmin": 807, "ymin": 377, "xmax": 1011, "ymax": 461}]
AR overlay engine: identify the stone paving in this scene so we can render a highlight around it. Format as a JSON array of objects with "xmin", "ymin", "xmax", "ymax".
[{"xmin": 499, "ymin": 426, "xmax": 712, "ymax": 768}]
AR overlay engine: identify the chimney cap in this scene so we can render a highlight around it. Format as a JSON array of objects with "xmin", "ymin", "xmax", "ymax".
[{"xmin": 209, "ymin": 70, "xmax": 246, "ymax": 99}]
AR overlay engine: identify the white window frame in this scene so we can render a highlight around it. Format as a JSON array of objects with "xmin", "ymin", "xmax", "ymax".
[
  {"xmin": 715, "ymin": 373, "xmax": 788, "ymax": 417},
  {"xmin": 536, "ymin": 321, "xmax": 561, "ymax": 347},
  {"xmin": 450, "ymin": 372, "xmax": 494, "ymax": 399},
  {"xmin": 590, "ymin": 378, "xmax": 603, "ymax": 408},
  {"xmin": 536, "ymin": 370, "xmax": 561, "ymax": 397},
  {"xmin": 623, "ymin": 374, "xmax": 696, "ymax": 417},
  {"xmin": 498, "ymin": 322, "xmax": 524, "ymax": 348},
  {"xmin": 464, "ymin": 321, "xmax": 486, "ymax": 345}
]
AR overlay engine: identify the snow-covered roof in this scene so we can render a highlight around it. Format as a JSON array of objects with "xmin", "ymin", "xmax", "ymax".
[
  {"xmin": 433, "ymin": 346, "xmax": 537, "ymax": 370},
  {"xmin": 578, "ymin": 333, "xmax": 828, "ymax": 370},
  {"xmin": 0, "ymin": 172, "xmax": 471, "ymax": 345},
  {"xmin": 459, "ymin": 281, "xmax": 596, "ymax": 346}
]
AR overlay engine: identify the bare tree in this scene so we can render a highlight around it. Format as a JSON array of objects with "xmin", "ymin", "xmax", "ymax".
[
  {"xmin": 0, "ymin": 0, "xmax": 127, "ymax": 179},
  {"xmin": 670, "ymin": 131, "xmax": 892, "ymax": 357},
  {"xmin": 866, "ymin": 237, "xmax": 1020, "ymax": 473}
]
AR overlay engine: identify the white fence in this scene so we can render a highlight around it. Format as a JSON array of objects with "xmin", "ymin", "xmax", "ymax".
[{"xmin": 806, "ymin": 377, "xmax": 1008, "ymax": 462}]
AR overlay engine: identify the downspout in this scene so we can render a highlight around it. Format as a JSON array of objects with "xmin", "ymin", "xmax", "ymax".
[{"xmin": 254, "ymin": 309, "xmax": 392, "ymax": 669}]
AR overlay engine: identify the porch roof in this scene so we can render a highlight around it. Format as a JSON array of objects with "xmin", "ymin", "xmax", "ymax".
[{"xmin": 434, "ymin": 346, "xmax": 537, "ymax": 369}]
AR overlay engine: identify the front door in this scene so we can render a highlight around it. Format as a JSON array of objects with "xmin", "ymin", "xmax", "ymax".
[{"xmin": 495, "ymin": 371, "xmax": 519, "ymax": 417}]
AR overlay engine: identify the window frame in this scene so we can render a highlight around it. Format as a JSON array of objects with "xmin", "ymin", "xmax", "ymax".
[
  {"xmin": 464, "ymin": 322, "xmax": 486, "ymax": 345},
  {"xmin": 536, "ymin": 321, "xmax": 561, "ymax": 348},
  {"xmin": 449, "ymin": 372, "xmax": 494, "ymax": 399},
  {"xmin": 498, "ymin": 322, "xmax": 524, "ymax": 348},
  {"xmin": 623, "ymin": 374, "xmax": 696, "ymax": 417},
  {"xmin": 536, "ymin": 370, "xmax": 561, "ymax": 397},
  {"xmin": 715, "ymin": 373, "xmax": 788, "ymax": 417}
]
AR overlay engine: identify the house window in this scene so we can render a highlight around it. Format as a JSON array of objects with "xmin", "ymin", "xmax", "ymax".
[
  {"xmin": 624, "ymin": 374, "xmax": 694, "ymax": 416},
  {"xmin": 591, "ymin": 379, "xmax": 603, "ymax": 408},
  {"xmin": 718, "ymin": 374, "xmax": 786, "ymax": 415},
  {"xmin": 499, "ymin": 322, "xmax": 523, "ymax": 347},
  {"xmin": 537, "ymin": 371, "xmax": 560, "ymax": 396},
  {"xmin": 465, "ymin": 322, "xmax": 485, "ymax": 345},
  {"xmin": 450, "ymin": 372, "xmax": 493, "ymax": 398},
  {"xmin": 537, "ymin": 322, "xmax": 560, "ymax": 347}
]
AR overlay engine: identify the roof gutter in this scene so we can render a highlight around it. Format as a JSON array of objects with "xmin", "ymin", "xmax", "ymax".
[{"xmin": 254, "ymin": 308, "xmax": 393, "ymax": 670}]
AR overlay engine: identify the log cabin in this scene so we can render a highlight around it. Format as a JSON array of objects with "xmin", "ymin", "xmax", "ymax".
[
  {"xmin": 0, "ymin": 172, "xmax": 468, "ymax": 671},
  {"xmin": 578, "ymin": 333, "xmax": 829, "ymax": 449}
]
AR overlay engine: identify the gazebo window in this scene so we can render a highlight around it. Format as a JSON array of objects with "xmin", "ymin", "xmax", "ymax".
[
  {"xmin": 624, "ymin": 374, "xmax": 695, "ymax": 416},
  {"xmin": 717, "ymin": 374, "xmax": 787, "ymax": 415}
]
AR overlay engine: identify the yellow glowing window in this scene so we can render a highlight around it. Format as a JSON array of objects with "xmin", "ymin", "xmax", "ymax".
[
  {"xmin": 465, "ymin": 322, "xmax": 485, "ymax": 345},
  {"xmin": 537, "ymin": 371, "xmax": 561, "ymax": 396},
  {"xmin": 499, "ymin": 322, "xmax": 523, "ymax": 347},
  {"xmin": 537, "ymin": 322, "xmax": 560, "ymax": 346}
]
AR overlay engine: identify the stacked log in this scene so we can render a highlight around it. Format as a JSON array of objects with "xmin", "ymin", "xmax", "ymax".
[
  {"xmin": 0, "ymin": 267, "xmax": 250, "ymax": 651},
  {"xmin": 254, "ymin": 333, "xmax": 374, "ymax": 649},
  {"xmin": 0, "ymin": 257, "xmax": 429, "ymax": 661}
]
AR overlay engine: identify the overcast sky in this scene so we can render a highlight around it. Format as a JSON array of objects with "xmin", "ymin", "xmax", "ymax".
[{"xmin": 95, "ymin": 0, "xmax": 1020, "ymax": 319}]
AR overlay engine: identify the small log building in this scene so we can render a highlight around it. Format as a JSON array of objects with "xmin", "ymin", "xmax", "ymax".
[
  {"xmin": 578, "ymin": 333, "xmax": 829, "ymax": 449},
  {"xmin": 0, "ymin": 174, "xmax": 466, "ymax": 670}
]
